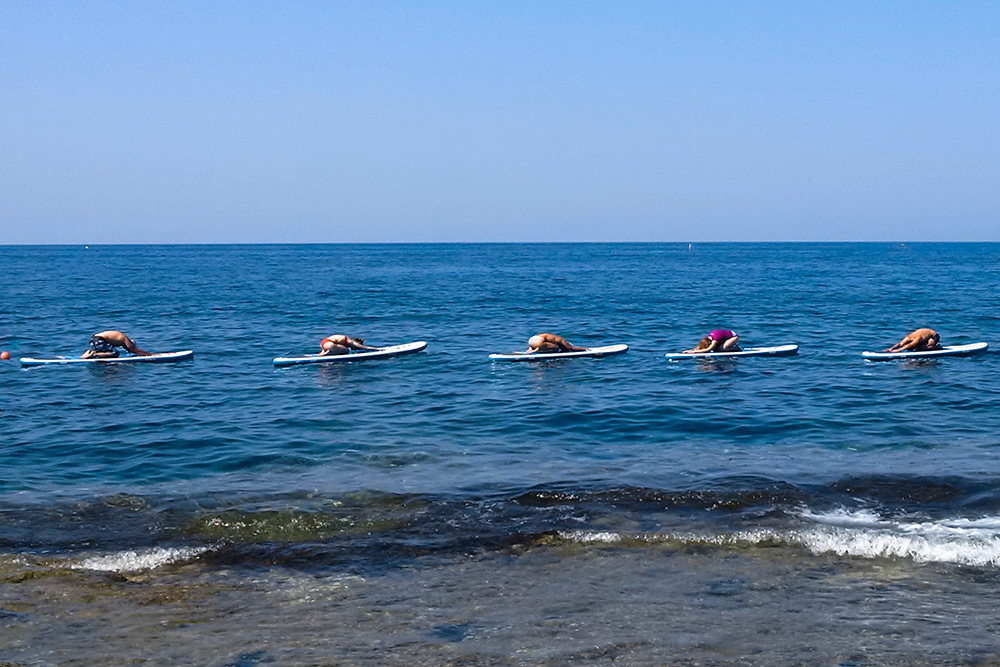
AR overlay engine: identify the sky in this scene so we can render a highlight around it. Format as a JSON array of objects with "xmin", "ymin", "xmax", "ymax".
[{"xmin": 1, "ymin": 1, "xmax": 998, "ymax": 243}]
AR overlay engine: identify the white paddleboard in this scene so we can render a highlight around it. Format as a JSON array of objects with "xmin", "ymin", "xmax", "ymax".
[
  {"xmin": 861, "ymin": 342, "xmax": 988, "ymax": 360},
  {"xmin": 665, "ymin": 344, "xmax": 799, "ymax": 360},
  {"xmin": 273, "ymin": 341, "xmax": 427, "ymax": 367},
  {"xmin": 19, "ymin": 350, "xmax": 194, "ymax": 366},
  {"xmin": 488, "ymin": 344, "xmax": 629, "ymax": 361}
]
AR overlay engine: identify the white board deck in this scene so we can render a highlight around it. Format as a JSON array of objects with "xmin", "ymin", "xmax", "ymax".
[
  {"xmin": 19, "ymin": 350, "xmax": 194, "ymax": 366},
  {"xmin": 488, "ymin": 343, "xmax": 629, "ymax": 361},
  {"xmin": 273, "ymin": 341, "xmax": 427, "ymax": 367},
  {"xmin": 664, "ymin": 344, "xmax": 799, "ymax": 360},
  {"xmin": 861, "ymin": 342, "xmax": 988, "ymax": 360}
]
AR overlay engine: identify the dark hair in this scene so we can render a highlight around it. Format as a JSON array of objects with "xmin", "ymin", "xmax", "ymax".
[{"xmin": 695, "ymin": 336, "xmax": 713, "ymax": 351}]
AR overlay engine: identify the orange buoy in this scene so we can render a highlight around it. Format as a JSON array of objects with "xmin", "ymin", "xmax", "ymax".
[{"xmin": 0, "ymin": 351, "xmax": 9, "ymax": 360}]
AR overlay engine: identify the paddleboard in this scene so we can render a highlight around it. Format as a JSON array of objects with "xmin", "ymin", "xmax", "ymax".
[
  {"xmin": 488, "ymin": 344, "xmax": 629, "ymax": 361},
  {"xmin": 273, "ymin": 341, "xmax": 427, "ymax": 367},
  {"xmin": 861, "ymin": 342, "xmax": 988, "ymax": 360},
  {"xmin": 19, "ymin": 350, "xmax": 194, "ymax": 366},
  {"xmin": 665, "ymin": 344, "xmax": 799, "ymax": 360}
]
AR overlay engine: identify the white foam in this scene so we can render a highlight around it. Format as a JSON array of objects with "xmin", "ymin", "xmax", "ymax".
[
  {"xmin": 558, "ymin": 510, "xmax": 1000, "ymax": 567},
  {"xmin": 558, "ymin": 530, "xmax": 623, "ymax": 543},
  {"xmin": 799, "ymin": 507, "xmax": 885, "ymax": 527},
  {"xmin": 797, "ymin": 526, "xmax": 1000, "ymax": 566},
  {"xmin": 792, "ymin": 508, "xmax": 1000, "ymax": 566},
  {"xmin": 74, "ymin": 546, "xmax": 211, "ymax": 572}
]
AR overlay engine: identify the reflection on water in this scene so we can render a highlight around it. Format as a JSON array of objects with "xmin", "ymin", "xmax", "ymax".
[{"xmin": 694, "ymin": 359, "xmax": 738, "ymax": 373}]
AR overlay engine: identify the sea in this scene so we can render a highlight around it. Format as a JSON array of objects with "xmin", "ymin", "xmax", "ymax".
[{"xmin": 2, "ymin": 242, "xmax": 1000, "ymax": 666}]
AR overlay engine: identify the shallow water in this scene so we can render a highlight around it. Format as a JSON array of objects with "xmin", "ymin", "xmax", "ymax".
[{"xmin": 2, "ymin": 242, "xmax": 1000, "ymax": 664}]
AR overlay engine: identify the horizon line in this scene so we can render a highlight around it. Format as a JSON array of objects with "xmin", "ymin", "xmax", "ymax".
[{"xmin": 3, "ymin": 240, "xmax": 997, "ymax": 248}]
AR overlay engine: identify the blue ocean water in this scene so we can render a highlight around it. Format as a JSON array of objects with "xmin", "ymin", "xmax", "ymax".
[
  {"xmin": 3, "ymin": 243, "xmax": 1000, "ymax": 664},
  {"xmin": 4, "ymin": 243, "xmax": 1000, "ymax": 494}
]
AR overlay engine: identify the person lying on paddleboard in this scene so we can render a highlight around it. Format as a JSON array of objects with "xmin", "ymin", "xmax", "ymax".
[
  {"xmin": 81, "ymin": 330, "xmax": 151, "ymax": 359},
  {"xmin": 318, "ymin": 334, "xmax": 379, "ymax": 356},
  {"xmin": 885, "ymin": 328, "xmax": 940, "ymax": 353},
  {"xmin": 683, "ymin": 329, "xmax": 741, "ymax": 354},
  {"xmin": 525, "ymin": 333, "xmax": 587, "ymax": 354}
]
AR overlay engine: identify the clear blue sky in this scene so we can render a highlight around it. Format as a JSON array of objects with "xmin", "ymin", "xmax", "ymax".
[{"xmin": 2, "ymin": 1, "xmax": 997, "ymax": 243}]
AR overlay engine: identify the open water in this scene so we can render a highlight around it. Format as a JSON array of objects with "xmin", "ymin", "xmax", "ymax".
[{"xmin": 2, "ymin": 243, "xmax": 1000, "ymax": 665}]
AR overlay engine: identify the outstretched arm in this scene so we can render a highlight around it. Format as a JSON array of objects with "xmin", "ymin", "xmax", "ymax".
[
  {"xmin": 124, "ymin": 337, "xmax": 150, "ymax": 356},
  {"xmin": 886, "ymin": 336, "xmax": 915, "ymax": 353},
  {"xmin": 347, "ymin": 339, "xmax": 379, "ymax": 351},
  {"xmin": 551, "ymin": 335, "xmax": 586, "ymax": 352},
  {"xmin": 683, "ymin": 339, "xmax": 718, "ymax": 354}
]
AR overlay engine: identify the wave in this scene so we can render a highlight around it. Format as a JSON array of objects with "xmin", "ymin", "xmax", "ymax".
[
  {"xmin": 8, "ymin": 479, "xmax": 1000, "ymax": 573},
  {"xmin": 559, "ymin": 508, "xmax": 1000, "ymax": 567},
  {"xmin": 73, "ymin": 545, "xmax": 213, "ymax": 572},
  {"xmin": 797, "ymin": 508, "xmax": 1000, "ymax": 566},
  {"xmin": 31, "ymin": 507, "xmax": 1000, "ymax": 578}
]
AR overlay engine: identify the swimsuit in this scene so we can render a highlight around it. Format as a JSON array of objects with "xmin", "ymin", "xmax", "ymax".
[
  {"xmin": 322, "ymin": 337, "xmax": 358, "ymax": 354},
  {"xmin": 88, "ymin": 335, "xmax": 120, "ymax": 357},
  {"xmin": 322, "ymin": 336, "xmax": 348, "ymax": 347},
  {"xmin": 708, "ymin": 329, "xmax": 736, "ymax": 342}
]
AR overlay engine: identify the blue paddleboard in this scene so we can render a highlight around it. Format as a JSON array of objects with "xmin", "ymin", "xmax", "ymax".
[
  {"xmin": 861, "ymin": 342, "xmax": 988, "ymax": 360},
  {"xmin": 664, "ymin": 344, "xmax": 799, "ymax": 360},
  {"xmin": 488, "ymin": 344, "xmax": 629, "ymax": 361},
  {"xmin": 19, "ymin": 350, "xmax": 194, "ymax": 366},
  {"xmin": 273, "ymin": 341, "xmax": 427, "ymax": 367}
]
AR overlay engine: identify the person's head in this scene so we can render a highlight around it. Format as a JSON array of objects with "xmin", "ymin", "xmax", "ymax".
[
  {"xmin": 354, "ymin": 337, "xmax": 364, "ymax": 345},
  {"xmin": 528, "ymin": 335, "xmax": 544, "ymax": 349},
  {"xmin": 695, "ymin": 337, "xmax": 713, "ymax": 351},
  {"xmin": 929, "ymin": 333, "xmax": 940, "ymax": 346}
]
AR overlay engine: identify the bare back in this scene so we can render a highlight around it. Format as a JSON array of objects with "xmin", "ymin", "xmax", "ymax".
[
  {"xmin": 90, "ymin": 330, "xmax": 149, "ymax": 355},
  {"xmin": 526, "ymin": 333, "xmax": 586, "ymax": 353},
  {"xmin": 888, "ymin": 328, "xmax": 940, "ymax": 352}
]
